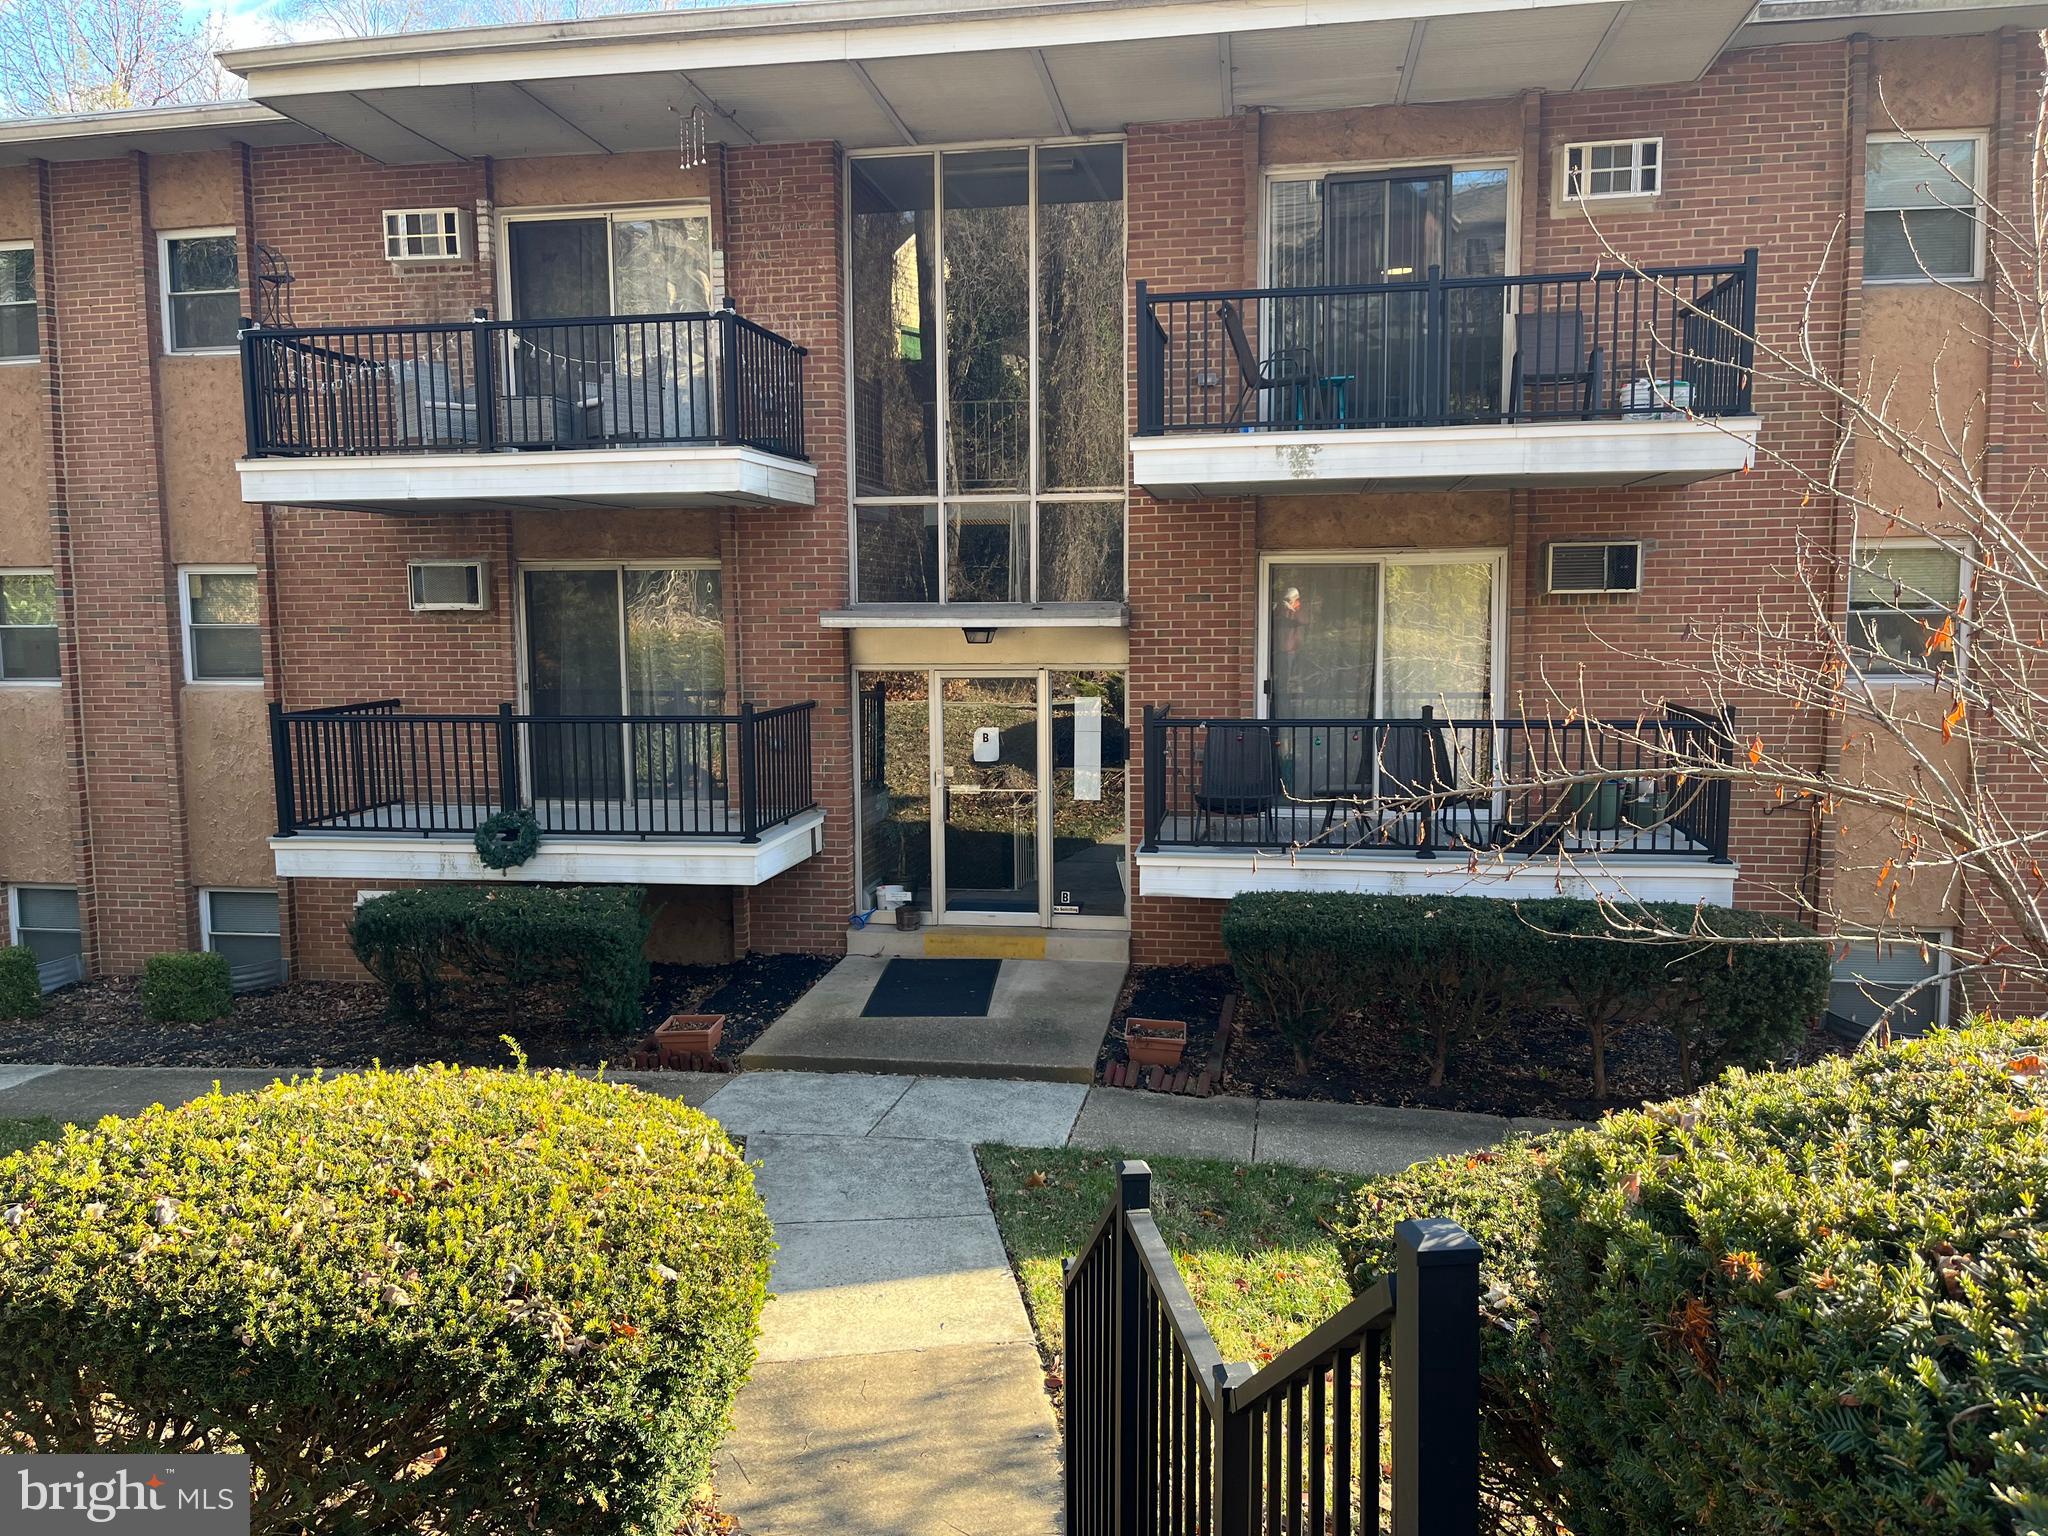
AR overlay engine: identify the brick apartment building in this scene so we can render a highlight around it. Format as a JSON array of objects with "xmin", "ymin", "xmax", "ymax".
[{"xmin": 0, "ymin": 0, "xmax": 2025, "ymax": 1034}]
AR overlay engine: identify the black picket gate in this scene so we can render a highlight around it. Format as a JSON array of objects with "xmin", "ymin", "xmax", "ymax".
[{"xmin": 1064, "ymin": 1162, "xmax": 1481, "ymax": 1536}]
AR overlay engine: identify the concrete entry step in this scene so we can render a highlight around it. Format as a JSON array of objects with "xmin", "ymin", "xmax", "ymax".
[
  {"xmin": 742, "ymin": 955, "xmax": 1123, "ymax": 1082},
  {"xmin": 846, "ymin": 922, "xmax": 1130, "ymax": 965}
]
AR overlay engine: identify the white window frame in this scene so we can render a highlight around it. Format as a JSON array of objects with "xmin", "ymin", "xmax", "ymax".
[
  {"xmin": 844, "ymin": 139, "xmax": 1130, "ymax": 608},
  {"xmin": 383, "ymin": 208, "xmax": 465, "ymax": 262},
  {"xmin": 0, "ymin": 240, "xmax": 37, "ymax": 364},
  {"xmin": 1829, "ymin": 928, "xmax": 1952, "ymax": 1034},
  {"xmin": 1864, "ymin": 131, "xmax": 1988, "ymax": 285},
  {"xmin": 494, "ymin": 202, "xmax": 715, "ymax": 318},
  {"xmin": 158, "ymin": 227, "xmax": 240, "ymax": 355},
  {"xmin": 407, "ymin": 559, "xmax": 491, "ymax": 612},
  {"xmin": 0, "ymin": 567, "xmax": 60, "ymax": 686},
  {"xmin": 7, "ymin": 883, "xmax": 83, "ymax": 992},
  {"xmin": 1254, "ymin": 548, "xmax": 1510, "ymax": 719},
  {"xmin": 200, "ymin": 887, "xmax": 285, "ymax": 991},
  {"xmin": 1847, "ymin": 537, "xmax": 1970, "ymax": 686},
  {"xmin": 179, "ymin": 565, "xmax": 263, "ymax": 686},
  {"xmin": 1562, "ymin": 137, "xmax": 1663, "ymax": 202}
]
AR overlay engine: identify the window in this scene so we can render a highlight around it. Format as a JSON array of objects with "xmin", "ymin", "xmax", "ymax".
[
  {"xmin": 201, "ymin": 889, "xmax": 283, "ymax": 992},
  {"xmin": 8, "ymin": 885, "xmax": 81, "ymax": 991},
  {"xmin": 1866, "ymin": 135, "xmax": 1983, "ymax": 281},
  {"xmin": 160, "ymin": 230, "xmax": 240, "ymax": 352},
  {"xmin": 849, "ymin": 144, "xmax": 1126, "ymax": 604},
  {"xmin": 0, "ymin": 243, "xmax": 35, "ymax": 361},
  {"xmin": 180, "ymin": 568, "xmax": 262, "ymax": 683},
  {"xmin": 384, "ymin": 208, "xmax": 464, "ymax": 261},
  {"xmin": 1829, "ymin": 932, "xmax": 1948, "ymax": 1038},
  {"xmin": 1849, "ymin": 542, "xmax": 1965, "ymax": 680},
  {"xmin": 0, "ymin": 570, "xmax": 58, "ymax": 681},
  {"xmin": 1564, "ymin": 138, "xmax": 1661, "ymax": 201}
]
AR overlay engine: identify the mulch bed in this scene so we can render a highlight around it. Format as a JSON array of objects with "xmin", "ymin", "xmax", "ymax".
[
  {"xmin": 1223, "ymin": 997, "xmax": 1855, "ymax": 1121},
  {"xmin": 0, "ymin": 953, "xmax": 837, "ymax": 1071},
  {"xmin": 1097, "ymin": 965, "xmax": 1236, "ymax": 1096}
]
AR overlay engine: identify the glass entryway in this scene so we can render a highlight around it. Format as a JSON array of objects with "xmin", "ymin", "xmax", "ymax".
[{"xmin": 857, "ymin": 668, "xmax": 1127, "ymax": 926}]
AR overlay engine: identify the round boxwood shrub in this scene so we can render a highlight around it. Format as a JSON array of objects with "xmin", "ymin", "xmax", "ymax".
[
  {"xmin": 1334, "ymin": 1021, "xmax": 2048, "ymax": 1535},
  {"xmin": 0, "ymin": 1064, "xmax": 773, "ymax": 1535},
  {"xmin": 140, "ymin": 949, "xmax": 234, "ymax": 1023},
  {"xmin": 0, "ymin": 944, "xmax": 41, "ymax": 1021}
]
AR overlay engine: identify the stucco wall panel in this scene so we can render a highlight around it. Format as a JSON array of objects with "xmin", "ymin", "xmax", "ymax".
[
  {"xmin": 1869, "ymin": 35, "xmax": 1997, "ymax": 128},
  {"xmin": 0, "ymin": 368, "xmax": 51, "ymax": 563},
  {"xmin": 147, "ymin": 150, "xmax": 239, "ymax": 231},
  {"xmin": 494, "ymin": 154, "xmax": 710, "ymax": 208},
  {"xmin": 1857, "ymin": 286, "xmax": 1989, "ymax": 523},
  {"xmin": 179, "ymin": 685, "xmax": 278, "ymax": 888},
  {"xmin": 513, "ymin": 507, "xmax": 720, "ymax": 561},
  {"xmin": 847, "ymin": 626, "xmax": 1130, "ymax": 668},
  {"xmin": 1258, "ymin": 493, "xmax": 1510, "ymax": 550},
  {"xmin": 0, "ymin": 688, "xmax": 76, "ymax": 883},
  {"xmin": 0, "ymin": 167, "xmax": 37, "ymax": 236},
  {"xmin": 161, "ymin": 355, "xmax": 256, "ymax": 562},
  {"xmin": 1261, "ymin": 99, "xmax": 1522, "ymax": 166}
]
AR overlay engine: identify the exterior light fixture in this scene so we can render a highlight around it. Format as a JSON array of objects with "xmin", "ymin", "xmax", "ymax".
[{"xmin": 962, "ymin": 627, "xmax": 996, "ymax": 644}]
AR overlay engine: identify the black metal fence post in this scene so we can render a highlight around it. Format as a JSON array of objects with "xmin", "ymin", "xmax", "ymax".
[
  {"xmin": 1391, "ymin": 1218, "xmax": 1482, "ymax": 1536},
  {"xmin": 1425, "ymin": 263, "xmax": 1447, "ymax": 424},
  {"xmin": 1112, "ymin": 1160, "xmax": 1150, "ymax": 1536},
  {"xmin": 496, "ymin": 701, "xmax": 520, "ymax": 815},
  {"xmin": 1134, "ymin": 281, "xmax": 1160, "ymax": 436},
  {"xmin": 1140, "ymin": 704, "xmax": 1162, "ymax": 852},
  {"xmin": 1736, "ymin": 248, "xmax": 1760, "ymax": 412},
  {"xmin": 239, "ymin": 320, "xmax": 264, "ymax": 456},
  {"xmin": 472, "ymin": 307, "xmax": 498, "ymax": 452},
  {"xmin": 268, "ymin": 700, "xmax": 295, "ymax": 837},
  {"xmin": 737, "ymin": 701, "xmax": 760, "ymax": 842},
  {"xmin": 721, "ymin": 309, "xmax": 743, "ymax": 447}
]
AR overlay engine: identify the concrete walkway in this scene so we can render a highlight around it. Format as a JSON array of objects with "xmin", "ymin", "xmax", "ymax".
[{"xmin": 0, "ymin": 1064, "xmax": 1572, "ymax": 1536}]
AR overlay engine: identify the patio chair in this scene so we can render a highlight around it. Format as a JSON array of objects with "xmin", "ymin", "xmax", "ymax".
[
  {"xmin": 1377, "ymin": 712, "xmax": 1482, "ymax": 849},
  {"xmin": 1218, "ymin": 300, "xmax": 1322, "ymax": 427},
  {"xmin": 1195, "ymin": 724, "xmax": 1282, "ymax": 845},
  {"xmin": 389, "ymin": 358, "xmax": 479, "ymax": 448},
  {"xmin": 1509, "ymin": 310, "xmax": 1604, "ymax": 420}
]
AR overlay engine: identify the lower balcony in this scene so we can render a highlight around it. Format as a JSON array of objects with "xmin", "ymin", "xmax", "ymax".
[
  {"xmin": 268, "ymin": 699, "xmax": 821, "ymax": 885},
  {"xmin": 236, "ymin": 310, "xmax": 814, "ymax": 513},
  {"xmin": 1131, "ymin": 255, "xmax": 1760, "ymax": 497},
  {"xmin": 1135, "ymin": 709, "xmax": 1738, "ymax": 905}
]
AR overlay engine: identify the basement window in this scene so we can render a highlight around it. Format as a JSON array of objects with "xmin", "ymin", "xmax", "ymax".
[
  {"xmin": 1828, "ymin": 932, "xmax": 1949, "ymax": 1039},
  {"xmin": 201, "ymin": 889, "xmax": 284, "ymax": 992},
  {"xmin": 8, "ymin": 885, "xmax": 82, "ymax": 991}
]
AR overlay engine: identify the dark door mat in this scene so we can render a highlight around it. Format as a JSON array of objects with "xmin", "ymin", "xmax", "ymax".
[{"xmin": 861, "ymin": 958, "xmax": 1002, "ymax": 1018}]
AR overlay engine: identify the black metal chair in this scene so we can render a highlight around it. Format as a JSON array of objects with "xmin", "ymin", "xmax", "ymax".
[
  {"xmin": 1377, "ymin": 712, "xmax": 1483, "ymax": 848},
  {"xmin": 1195, "ymin": 724, "xmax": 1283, "ymax": 844},
  {"xmin": 1509, "ymin": 310, "xmax": 1604, "ymax": 420},
  {"xmin": 1218, "ymin": 300, "xmax": 1321, "ymax": 427}
]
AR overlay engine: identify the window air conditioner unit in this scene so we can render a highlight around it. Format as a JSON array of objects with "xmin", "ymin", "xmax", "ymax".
[
  {"xmin": 408, "ymin": 560, "xmax": 490, "ymax": 612},
  {"xmin": 1547, "ymin": 541, "xmax": 1642, "ymax": 596}
]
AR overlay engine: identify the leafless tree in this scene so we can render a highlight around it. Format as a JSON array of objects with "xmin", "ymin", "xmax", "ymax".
[{"xmin": 0, "ymin": 0, "xmax": 239, "ymax": 116}]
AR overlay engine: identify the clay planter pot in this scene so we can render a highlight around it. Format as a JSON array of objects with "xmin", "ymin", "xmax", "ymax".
[
  {"xmin": 1124, "ymin": 1017, "xmax": 1188, "ymax": 1071},
  {"xmin": 654, "ymin": 1012, "xmax": 726, "ymax": 1066}
]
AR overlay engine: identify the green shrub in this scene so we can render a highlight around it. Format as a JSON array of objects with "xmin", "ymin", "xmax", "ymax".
[
  {"xmin": 1335, "ymin": 1021, "xmax": 2048, "ymax": 1536},
  {"xmin": 0, "ymin": 1064, "xmax": 773, "ymax": 1535},
  {"xmin": 349, "ymin": 885, "xmax": 651, "ymax": 1035},
  {"xmin": 140, "ymin": 950, "xmax": 233, "ymax": 1023},
  {"xmin": 1220, "ymin": 892, "xmax": 1828, "ymax": 1094},
  {"xmin": 0, "ymin": 945, "xmax": 40, "ymax": 1021}
]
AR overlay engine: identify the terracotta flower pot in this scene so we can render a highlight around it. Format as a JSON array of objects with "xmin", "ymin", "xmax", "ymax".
[
  {"xmin": 1124, "ymin": 1017, "xmax": 1187, "ymax": 1070},
  {"xmin": 654, "ymin": 1012, "xmax": 725, "ymax": 1066}
]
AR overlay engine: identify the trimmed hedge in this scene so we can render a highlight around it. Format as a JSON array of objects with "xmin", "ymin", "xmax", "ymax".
[
  {"xmin": 350, "ymin": 885, "xmax": 651, "ymax": 1035},
  {"xmin": 1335, "ymin": 1021, "xmax": 2048, "ymax": 1536},
  {"xmin": 141, "ymin": 950, "xmax": 234, "ymax": 1024},
  {"xmin": 1220, "ymin": 893, "xmax": 1829, "ymax": 1093},
  {"xmin": 0, "ymin": 945, "xmax": 40, "ymax": 1021},
  {"xmin": 0, "ymin": 1065, "xmax": 773, "ymax": 1535}
]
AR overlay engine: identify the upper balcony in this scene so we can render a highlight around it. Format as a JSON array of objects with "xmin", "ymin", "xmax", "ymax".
[
  {"xmin": 1130, "ymin": 254, "xmax": 1761, "ymax": 499},
  {"xmin": 236, "ymin": 310, "xmax": 814, "ymax": 513}
]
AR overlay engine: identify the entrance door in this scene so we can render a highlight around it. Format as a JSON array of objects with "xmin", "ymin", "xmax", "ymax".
[{"xmin": 938, "ymin": 675, "xmax": 1040, "ymax": 921}]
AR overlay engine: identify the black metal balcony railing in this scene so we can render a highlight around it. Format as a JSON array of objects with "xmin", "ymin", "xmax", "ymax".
[
  {"xmin": 241, "ymin": 310, "xmax": 807, "ymax": 462},
  {"xmin": 269, "ymin": 698, "xmax": 815, "ymax": 844},
  {"xmin": 1136, "ymin": 252, "xmax": 1757, "ymax": 435},
  {"xmin": 1140, "ymin": 706, "xmax": 1734, "ymax": 862}
]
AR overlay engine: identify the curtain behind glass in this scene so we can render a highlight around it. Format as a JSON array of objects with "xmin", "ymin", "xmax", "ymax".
[
  {"xmin": 1269, "ymin": 563, "xmax": 1377, "ymax": 718},
  {"xmin": 524, "ymin": 569, "xmax": 624, "ymax": 801},
  {"xmin": 851, "ymin": 158, "xmax": 939, "ymax": 497}
]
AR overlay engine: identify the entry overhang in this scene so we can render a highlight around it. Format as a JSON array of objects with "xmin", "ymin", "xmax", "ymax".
[
  {"xmin": 1131, "ymin": 416, "xmax": 1762, "ymax": 498},
  {"xmin": 236, "ymin": 444, "xmax": 817, "ymax": 513},
  {"xmin": 221, "ymin": 0, "xmax": 1758, "ymax": 162}
]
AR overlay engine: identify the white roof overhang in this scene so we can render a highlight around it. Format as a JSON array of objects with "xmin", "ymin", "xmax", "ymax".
[
  {"xmin": 0, "ymin": 101, "xmax": 319, "ymax": 167},
  {"xmin": 220, "ymin": 0, "xmax": 1760, "ymax": 163}
]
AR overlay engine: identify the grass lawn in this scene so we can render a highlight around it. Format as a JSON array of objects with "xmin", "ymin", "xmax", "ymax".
[
  {"xmin": 976, "ymin": 1144, "xmax": 1357, "ymax": 1368},
  {"xmin": 0, "ymin": 1116, "xmax": 62, "ymax": 1156}
]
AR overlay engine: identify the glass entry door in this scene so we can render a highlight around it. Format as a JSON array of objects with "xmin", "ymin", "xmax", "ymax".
[{"xmin": 939, "ymin": 675, "xmax": 1040, "ymax": 919}]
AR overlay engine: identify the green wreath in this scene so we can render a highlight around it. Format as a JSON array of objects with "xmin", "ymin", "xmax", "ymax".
[{"xmin": 475, "ymin": 809, "xmax": 541, "ymax": 870}]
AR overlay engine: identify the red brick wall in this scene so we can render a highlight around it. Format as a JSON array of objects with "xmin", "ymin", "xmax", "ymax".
[
  {"xmin": 1126, "ymin": 118, "xmax": 1261, "ymax": 964},
  {"xmin": 46, "ymin": 154, "xmax": 194, "ymax": 970},
  {"xmin": 723, "ymin": 140, "xmax": 852, "ymax": 954}
]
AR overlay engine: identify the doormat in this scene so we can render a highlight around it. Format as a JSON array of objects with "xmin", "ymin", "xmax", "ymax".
[{"xmin": 861, "ymin": 958, "xmax": 1002, "ymax": 1018}]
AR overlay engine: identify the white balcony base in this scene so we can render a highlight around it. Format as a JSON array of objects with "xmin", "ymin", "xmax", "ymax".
[
  {"xmin": 238, "ymin": 444, "xmax": 816, "ymax": 513},
  {"xmin": 1131, "ymin": 417, "xmax": 1761, "ymax": 498},
  {"xmin": 1136, "ymin": 846, "xmax": 1737, "ymax": 905},
  {"xmin": 271, "ymin": 808, "xmax": 824, "ymax": 885}
]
